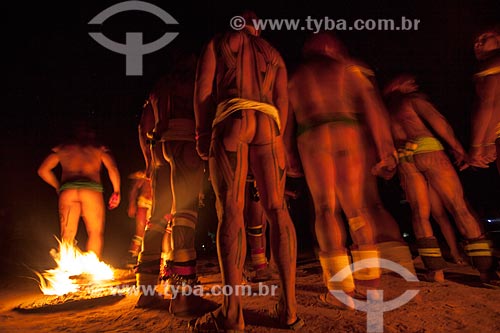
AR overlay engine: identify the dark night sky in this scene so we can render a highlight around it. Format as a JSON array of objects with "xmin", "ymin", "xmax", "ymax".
[{"xmin": 1, "ymin": 0, "xmax": 499, "ymax": 271}]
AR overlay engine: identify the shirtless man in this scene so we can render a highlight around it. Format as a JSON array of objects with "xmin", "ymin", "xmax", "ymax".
[
  {"xmin": 37, "ymin": 122, "xmax": 121, "ymax": 258},
  {"xmin": 134, "ymin": 100, "xmax": 173, "ymax": 307},
  {"xmin": 192, "ymin": 11, "xmax": 302, "ymax": 332},
  {"xmin": 469, "ymin": 25, "xmax": 500, "ymax": 173},
  {"xmin": 287, "ymin": 32, "xmax": 398, "ymax": 307},
  {"xmin": 355, "ymin": 63, "xmax": 417, "ymax": 275},
  {"xmin": 135, "ymin": 51, "xmax": 205, "ymax": 315},
  {"xmin": 384, "ymin": 75, "xmax": 497, "ymax": 283}
]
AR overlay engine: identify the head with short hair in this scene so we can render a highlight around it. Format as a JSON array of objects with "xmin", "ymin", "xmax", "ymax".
[
  {"xmin": 63, "ymin": 118, "xmax": 99, "ymax": 146},
  {"xmin": 302, "ymin": 32, "xmax": 348, "ymax": 60},
  {"xmin": 240, "ymin": 10, "xmax": 260, "ymax": 36},
  {"xmin": 474, "ymin": 24, "xmax": 500, "ymax": 60},
  {"xmin": 383, "ymin": 74, "xmax": 418, "ymax": 96}
]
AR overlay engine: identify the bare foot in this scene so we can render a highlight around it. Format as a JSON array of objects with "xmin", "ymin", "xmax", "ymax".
[
  {"xmin": 450, "ymin": 253, "xmax": 467, "ymax": 266},
  {"xmin": 423, "ymin": 270, "xmax": 445, "ymax": 283},
  {"xmin": 319, "ymin": 292, "xmax": 356, "ymax": 309}
]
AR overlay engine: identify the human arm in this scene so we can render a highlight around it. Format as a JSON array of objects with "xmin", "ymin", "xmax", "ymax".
[
  {"xmin": 411, "ymin": 97, "xmax": 468, "ymax": 169},
  {"xmin": 350, "ymin": 69, "xmax": 397, "ymax": 178},
  {"xmin": 274, "ymin": 56, "xmax": 289, "ymax": 133},
  {"xmin": 283, "ymin": 101, "xmax": 303, "ymax": 178},
  {"xmin": 101, "ymin": 149, "xmax": 121, "ymax": 209},
  {"xmin": 470, "ymin": 75, "xmax": 498, "ymax": 167},
  {"xmin": 127, "ymin": 179, "xmax": 141, "ymax": 218},
  {"xmin": 194, "ymin": 39, "xmax": 217, "ymax": 160},
  {"xmin": 139, "ymin": 100, "xmax": 155, "ymax": 176},
  {"xmin": 37, "ymin": 152, "xmax": 61, "ymax": 192}
]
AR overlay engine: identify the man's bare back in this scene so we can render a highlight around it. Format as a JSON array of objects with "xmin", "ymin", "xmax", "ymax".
[
  {"xmin": 288, "ymin": 58, "xmax": 366, "ymax": 124},
  {"xmin": 389, "ymin": 96, "xmax": 438, "ymax": 140},
  {"xmin": 55, "ymin": 144, "xmax": 109, "ymax": 184}
]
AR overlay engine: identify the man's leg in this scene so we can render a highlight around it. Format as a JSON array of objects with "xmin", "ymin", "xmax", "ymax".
[
  {"xmin": 399, "ymin": 161, "xmax": 446, "ymax": 281},
  {"xmin": 297, "ymin": 127, "xmax": 355, "ymax": 308},
  {"xmin": 79, "ymin": 190, "xmax": 105, "ymax": 257},
  {"xmin": 209, "ymin": 133, "xmax": 249, "ymax": 330},
  {"xmin": 58, "ymin": 190, "xmax": 81, "ymax": 246},
  {"xmin": 252, "ymin": 134, "xmax": 301, "ymax": 324},
  {"xmin": 129, "ymin": 206, "xmax": 150, "ymax": 258},
  {"xmin": 244, "ymin": 179, "xmax": 272, "ymax": 282},
  {"xmin": 165, "ymin": 141, "xmax": 204, "ymax": 315},
  {"xmin": 428, "ymin": 185, "xmax": 464, "ymax": 264},
  {"xmin": 136, "ymin": 146, "xmax": 173, "ymax": 307},
  {"xmin": 423, "ymin": 152, "xmax": 496, "ymax": 282}
]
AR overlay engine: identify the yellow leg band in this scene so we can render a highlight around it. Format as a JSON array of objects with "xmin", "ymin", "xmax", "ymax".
[
  {"xmin": 377, "ymin": 241, "xmax": 416, "ymax": 275},
  {"xmin": 464, "ymin": 240, "xmax": 493, "ymax": 256},
  {"xmin": 247, "ymin": 224, "xmax": 264, "ymax": 236},
  {"xmin": 173, "ymin": 248, "xmax": 197, "ymax": 262},
  {"xmin": 251, "ymin": 253, "xmax": 268, "ymax": 265},
  {"xmin": 351, "ymin": 249, "xmax": 381, "ymax": 280},
  {"xmin": 418, "ymin": 248, "xmax": 443, "ymax": 257},
  {"xmin": 319, "ymin": 252, "xmax": 355, "ymax": 292},
  {"xmin": 172, "ymin": 210, "xmax": 197, "ymax": 229},
  {"xmin": 162, "ymin": 251, "xmax": 173, "ymax": 262},
  {"xmin": 348, "ymin": 216, "xmax": 366, "ymax": 232}
]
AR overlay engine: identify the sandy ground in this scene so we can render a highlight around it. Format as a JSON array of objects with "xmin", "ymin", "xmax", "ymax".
[{"xmin": 0, "ymin": 252, "xmax": 499, "ymax": 333}]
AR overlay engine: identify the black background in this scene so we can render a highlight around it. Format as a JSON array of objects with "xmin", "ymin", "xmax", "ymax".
[{"xmin": 1, "ymin": 0, "xmax": 499, "ymax": 273}]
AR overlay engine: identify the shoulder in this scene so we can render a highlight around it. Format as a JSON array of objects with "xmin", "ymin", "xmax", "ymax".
[
  {"xmin": 51, "ymin": 145, "xmax": 62, "ymax": 153},
  {"xmin": 346, "ymin": 59, "xmax": 375, "ymax": 78},
  {"xmin": 99, "ymin": 145, "xmax": 110, "ymax": 153}
]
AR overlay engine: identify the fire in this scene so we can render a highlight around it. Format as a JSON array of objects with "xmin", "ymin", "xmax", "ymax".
[{"xmin": 37, "ymin": 240, "xmax": 115, "ymax": 296}]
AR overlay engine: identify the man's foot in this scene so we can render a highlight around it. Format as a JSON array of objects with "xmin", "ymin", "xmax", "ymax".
[
  {"xmin": 450, "ymin": 253, "xmax": 467, "ymax": 266},
  {"xmin": 269, "ymin": 302, "xmax": 305, "ymax": 331},
  {"xmin": 125, "ymin": 251, "xmax": 138, "ymax": 269},
  {"xmin": 250, "ymin": 266, "xmax": 275, "ymax": 282},
  {"xmin": 423, "ymin": 269, "xmax": 445, "ymax": 283},
  {"xmin": 170, "ymin": 294, "xmax": 207, "ymax": 318},
  {"xmin": 188, "ymin": 307, "xmax": 244, "ymax": 332},
  {"xmin": 135, "ymin": 294, "xmax": 166, "ymax": 309},
  {"xmin": 319, "ymin": 292, "xmax": 356, "ymax": 310}
]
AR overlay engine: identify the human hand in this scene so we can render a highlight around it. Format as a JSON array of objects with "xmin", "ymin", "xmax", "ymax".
[
  {"xmin": 484, "ymin": 144, "xmax": 497, "ymax": 164},
  {"xmin": 286, "ymin": 156, "xmax": 304, "ymax": 179},
  {"xmin": 371, "ymin": 153, "xmax": 397, "ymax": 180},
  {"xmin": 108, "ymin": 192, "xmax": 120, "ymax": 210},
  {"xmin": 196, "ymin": 133, "xmax": 211, "ymax": 161},
  {"xmin": 450, "ymin": 149, "xmax": 469, "ymax": 171},
  {"xmin": 127, "ymin": 204, "xmax": 137, "ymax": 218},
  {"xmin": 468, "ymin": 146, "xmax": 490, "ymax": 168}
]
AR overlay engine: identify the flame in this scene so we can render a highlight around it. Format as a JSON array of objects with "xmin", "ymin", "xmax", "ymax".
[{"xmin": 37, "ymin": 240, "xmax": 114, "ymax": 296}]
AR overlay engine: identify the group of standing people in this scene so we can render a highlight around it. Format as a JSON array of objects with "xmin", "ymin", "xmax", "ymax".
[{"xmin": 38, "ymin": 12, "xmax": 499, "ymax": 332}]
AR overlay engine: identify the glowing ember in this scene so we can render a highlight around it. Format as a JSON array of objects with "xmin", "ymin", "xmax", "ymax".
[{"xmin": 37, "ymin": 240, "xmax": 115, "ymax": 296}]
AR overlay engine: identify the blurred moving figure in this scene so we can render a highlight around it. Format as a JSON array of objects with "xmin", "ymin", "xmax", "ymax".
[
  {"xmin": 287, "ymin": 32, "xmax": 398, "ymax": 308},
  {"xmin": 384, "ymin": 74, "xmax": 498, "ymax": 284},
  {"xmin": 469, "ymin": 25, "xmax": 500, "ymax": 173}
]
